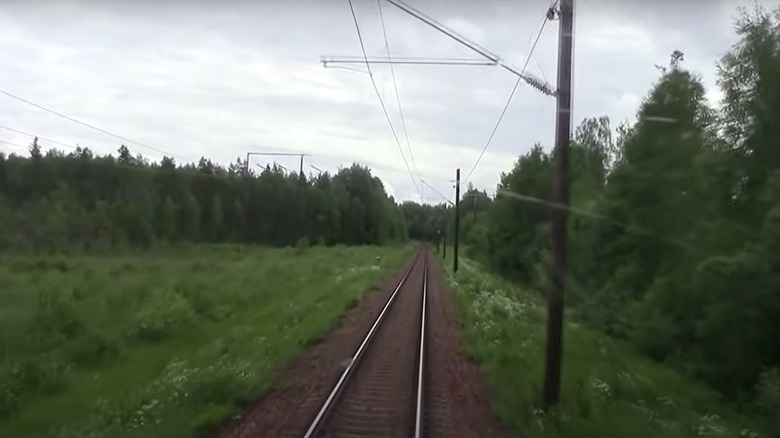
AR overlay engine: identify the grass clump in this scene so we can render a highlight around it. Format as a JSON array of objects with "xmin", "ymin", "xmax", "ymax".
[
  {"xmin": 0, "ymin": 243, "xmax": 413, "ymax": 437},
  {"xmin": 445, "ymin": 257, "xmax": 762, "ymax": 438}
]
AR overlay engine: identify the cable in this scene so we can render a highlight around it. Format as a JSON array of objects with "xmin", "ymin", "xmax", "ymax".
[
  {"xmin": 377, "ymin": 0, "xmax": 421, "ymax": 187},
  {"xmin": 0, "ymin": 89, "xmax": 185, "ymax": 161},
  {"xmin": 462, "ymin": 0, "xmax": 559, "ymax": 184},
  {"xmin": 384, "ymin": 0, "xmax": 500, "ymax": 63},
  {"xmin": 420, "ymin": 179, "xmax": 454, "ymax": 206},
  {"xmin": 0, "ymin": 139, "xmax": 26, "ymax": 150},
  {"xmin": 347, "ymin": 0, "xmax": 421, "ymax": 198},
  {"xmin": 0, "ymin": 125, "xmax": 78, "ymax": 150}
]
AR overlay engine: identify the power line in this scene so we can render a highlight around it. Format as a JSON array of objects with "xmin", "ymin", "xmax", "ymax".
[
  {"xmin": 0, "ymin": 125, "xmax": 78, "ymax": 150},
  {"xmin": 384, "ymin": 0, "xmax": 500, "ymax": 63},
  {"xmin": 381, "ymin": 0, "xmax": 555, "ymax": 98},
  {"xmin": 0, "ymin": 88, "xmax": 185, "ymax": 161},
  {"xmin": 462, "ymin": 1, "xmax": 559, "ymax": 185},
  {"xmin": 420, "ymin": 178, "xmax": 454, "ymax": 206},
  {"xmin": 377, "ymin": 0, "xmax": 421, "ymax": 191},
  {"xmin": 0, "ymin": 139, "xmax": 26, "ymax": 150},
  {"xmin": 346, "ymin": 0, "xmax": 421, "ymax": 198}
]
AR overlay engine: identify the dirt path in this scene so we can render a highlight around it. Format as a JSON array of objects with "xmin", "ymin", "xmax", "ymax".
[
  {"xmin": 208, "ymin": 246, "xmax": 506, "ymax": 437},
  {"xmin": 424, "ymin": 250, "xmax": 509, "ymax": 438}
]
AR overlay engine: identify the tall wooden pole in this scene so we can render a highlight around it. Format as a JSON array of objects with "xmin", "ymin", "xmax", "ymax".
[
  {"xmin": 542, "ymin": 0, "xmax": 574, "ymax": 409},
  {"xmin": 453, "ymin": 168, "xmax": 460, "ymax": 273}
]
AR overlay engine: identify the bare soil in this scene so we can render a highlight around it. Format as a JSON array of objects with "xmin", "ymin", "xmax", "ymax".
[{"xmin": 424, "ymin": 250, "xmax": 509, "ymax": 438}]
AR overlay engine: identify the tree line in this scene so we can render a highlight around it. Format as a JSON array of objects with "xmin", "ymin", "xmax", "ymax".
[
  {"xmin": 407, "ymin": 4, "xmax": 780, "ymax": 420},
  {"xmin": 0, "ymin": 143, "xmax": 407, "ymax": 252}
]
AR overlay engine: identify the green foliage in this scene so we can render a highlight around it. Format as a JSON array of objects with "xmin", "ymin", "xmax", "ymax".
[
  {"xmin": 131, "ymin": 288, "xmax": 196, "ymax": 342},
  {"xmin": 295, "ymin": 236, "xmax": 310, "ymax": 252},
  {"xmin": 0, "ymin": 244, "xmax": 413, "ymax": 437},
  {"xmin": 0, "ymin": 150, "xmax": 406, "ymax": 253},
  {"xmin": 398, "ymin": 184, "xmax": 492, "ymax": 254},
  {"xmin": 755, "ymin": 368, "xmax": 780, "ymax": 431},
  {"xmin": 65, "ymin": 333, "xmax": 119, "ymax": 368},
  {"xmin": 446, "ymin": 259, "xmax": 761, "ymax": 438}
]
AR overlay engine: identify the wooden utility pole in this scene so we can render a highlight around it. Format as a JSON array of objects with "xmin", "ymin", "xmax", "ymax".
[
  {"xmin": 442, "ymin": 204, "xmax": 448, "ymax": 259},
  {"xmin": 543, "ymin": 0, "xmax": 574, "ymax": 409},
  {"xmin": 453, "ymin": 168, "xmax": 461, "ymax": 273}
]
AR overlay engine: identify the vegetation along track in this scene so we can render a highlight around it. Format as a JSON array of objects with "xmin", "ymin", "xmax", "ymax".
[{"xmin": 299, "ymin": 247, "xmax": 429, "ymax": 437}]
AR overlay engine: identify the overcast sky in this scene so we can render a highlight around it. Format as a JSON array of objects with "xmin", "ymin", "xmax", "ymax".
[{"xmin": 0, "ymin": 0, "xmax": 774, "ymax": 203}]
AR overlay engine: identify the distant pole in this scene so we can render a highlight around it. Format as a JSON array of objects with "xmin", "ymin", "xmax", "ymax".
[
  {"xmin": 437, "ymin": 229, "xmax": 441, "ymax": 253},
  {"xmin": 299, "ymin": 154, "xmax": 304, "ymax": 179},
  {"xmin": 543, "ymin": 0, "xmax": 574, "ymax": 410},
  {"xmin": 453, "ymin": 168, "xmax": 460, "ymax": 273}
]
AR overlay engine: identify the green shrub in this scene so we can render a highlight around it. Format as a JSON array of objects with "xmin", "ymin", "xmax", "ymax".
[
  {"xmin": 191, "ymin": 404, "xmax": 232, "ymax": 434},
  {"xmin": 0, "ymin": 359, "xmax": 68, "ymax": 416},
  {"xmin": 131, "ymin": 288, "xmax": 196, "ymax": 342},
  {"xmin": 34, "ymin": 287, "xmax": 85, "ymax": 339},
  {"xmin": 188, "ymin": 368, "xmax": 247, "ymax": 407},
  {"xmin": 755, "ymin": 368, "xmax": 780, "ymax": 433},
  {"xmin": 66, "ymin": 333, "xmax": 120, "ymax": 368},
  {"xmin": 175, "ymin": 283, "xmax": 220, "ymax": 321},
  {"xmin": 295, "ymin": 236, "xmax": 310, "ymax": 253}
]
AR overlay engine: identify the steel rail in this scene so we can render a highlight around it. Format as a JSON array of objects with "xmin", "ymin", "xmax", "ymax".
[
  {"xmin": 302, "ymin": 249, "xmax": 423, "ymax": 438},
  {"xmin": 414, "ymin": 254, "xmax": 428, "ymax": 438}
]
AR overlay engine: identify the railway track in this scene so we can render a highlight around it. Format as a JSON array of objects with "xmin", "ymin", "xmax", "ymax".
[{"xmin": 300, "ymin": 248, "xmax": 429, "ymax": 438}]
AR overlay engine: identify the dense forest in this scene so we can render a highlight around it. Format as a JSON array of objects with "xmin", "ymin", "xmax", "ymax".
[
  {"xmin": 409, "ymin": 5, "xmax": 780, "ymax": 418},
  {"xmin": 399, "ymin": 184, "xmax": 492, "ymax": 245},
  {"xmin": 0, "ymin": 144, "xmax": 407, "ymax": 252}
]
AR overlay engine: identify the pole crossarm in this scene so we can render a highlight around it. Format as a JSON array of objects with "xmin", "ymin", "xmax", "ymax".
[
  {"xmin": 322, "ymin": 56, "xmax": 556, "ymax": 96},
  {"xmin": 244, "ymin": 152, "xmax": 310, "ymax": 173},
  {"xmin": 246, "ymin": 152, "xmax": 310, "ymax": 157},
  {"xmin": 321, "ymin": 56, "xmax": 496, "ymax": 66}
]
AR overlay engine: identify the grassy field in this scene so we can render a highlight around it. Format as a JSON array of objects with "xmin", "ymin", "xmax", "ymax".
[
  {"xmin": 444, "ymin": 257, "xmax": 762, "ymax": 438},
  {"xmin": 0, "ymin": 243, "xmax": 413, "ymax": 437}
]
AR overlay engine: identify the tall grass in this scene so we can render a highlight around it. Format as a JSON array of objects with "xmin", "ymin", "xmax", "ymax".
[
  {"xmin": 0, "ymin": 244, "xmax": 412, "ymax": 437},
  {"xmin": 445, "ymin": 257, "xmax": 762, "ymax": 438}
]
